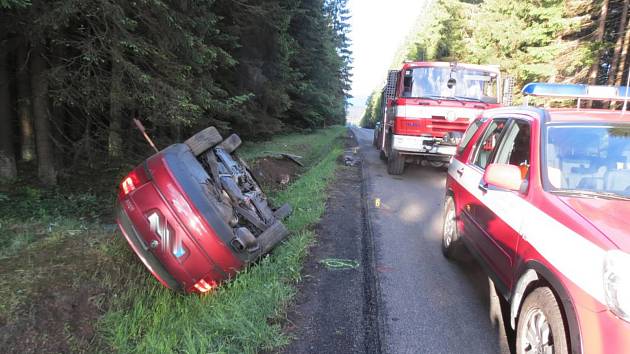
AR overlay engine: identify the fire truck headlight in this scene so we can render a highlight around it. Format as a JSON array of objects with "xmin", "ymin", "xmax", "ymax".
[{"xmin": 604, "ymin": 250, "xmax": 630, "ymax": 322}]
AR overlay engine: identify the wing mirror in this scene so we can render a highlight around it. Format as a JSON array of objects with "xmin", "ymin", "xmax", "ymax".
[{"xmin": 483, "ymin": 163, "xmax": 523, "ymax": 191}]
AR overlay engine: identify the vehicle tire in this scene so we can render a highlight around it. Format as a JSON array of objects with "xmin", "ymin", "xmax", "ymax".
[
  {"xmin": 185, "ymin": 126, "xmax": 223, "ymax": 156},
  {"xmin": 217, "ymin": 133, "xmax": 242, "ymax": 154},
  {"xmin": 441, "ymin": 196, "xmax": 464, "ymax": 259},
  {"xmin": 516, "ymin": 287, "xmax": 569, "ymax": 354},
  {"xmin": 379, "ymin": 150, "xmax": 387, "ymax": 161},
  {"xmin": 387, "ymin": 146, "xmax": 405, "ymax": 175}
]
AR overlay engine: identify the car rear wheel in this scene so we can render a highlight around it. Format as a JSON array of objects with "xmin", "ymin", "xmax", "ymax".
[
  {"xmin": 441, "ymin": 196, "xmax": 463, "ymax": 259},
  {"xmin": 516, "ymin": 287, "xmax": 569, "ymax": 354}
]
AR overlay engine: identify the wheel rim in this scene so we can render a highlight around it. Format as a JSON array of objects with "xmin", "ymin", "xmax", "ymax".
[
  {"xmin": 443, "ymin": 203, "xmax": 455, "ymax": 248},
  {"xmin": 521, "ymin": 308, "xmax": 554, "ymax": 354}
]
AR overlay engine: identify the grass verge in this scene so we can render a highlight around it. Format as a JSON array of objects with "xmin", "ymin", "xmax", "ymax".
[{"xmin": 0, "ymin": 125, "xmax": 345, "ymax": 353}]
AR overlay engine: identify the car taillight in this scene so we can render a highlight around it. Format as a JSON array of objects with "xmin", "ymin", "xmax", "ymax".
[
  {"xmin": 119, "ymin": 166, "xmax": 149, "ymax": 198},
  {"xmin": 193, "ymin": 279, "xmax": 218, "ymax": 293}
]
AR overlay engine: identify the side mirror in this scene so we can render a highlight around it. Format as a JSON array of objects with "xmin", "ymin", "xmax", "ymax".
[
  {"xmin": 483, "ymin": 163, "xmax": 523, "ymax": 191},
  {"xmin": 447, "ymin": 78, "xmax": 457, "ymax": 89}
]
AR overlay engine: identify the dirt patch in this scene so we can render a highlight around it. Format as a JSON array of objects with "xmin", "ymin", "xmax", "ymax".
[
  {"xmin": 0, "ymin": 232, "xmax": 126, "ymax": 354},
  {"xmin": 250, "ymin": 157, "xmax": 301, "ymax": 189}
]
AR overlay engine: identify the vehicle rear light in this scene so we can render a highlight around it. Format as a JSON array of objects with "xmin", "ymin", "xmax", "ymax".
[
  {"xmin": 193, "ymin": 279, "xmax": 218, "ymax": 293},
  {"xmin": 119, "ymin": 166, "xmax": 149, "ymax": 198},
  {"xmin": 121, "ymin": 176, "xmax": 136, "ymax": 195}
]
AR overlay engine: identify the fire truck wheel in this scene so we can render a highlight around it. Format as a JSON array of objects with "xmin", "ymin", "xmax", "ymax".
[
  {"xmin": 387, "ymin": 149, "xmax": 405, "ymax": 175},
  {"xmin": 516, "ymin": 287, "xmax": 569, "ymax": 354},
  {"xmin": 185, "ymin": 126, "xmax": 223, "ymax": 156},
  {"xmin": 379, "ymin": 150, "xmax": 387, "ymax": 161},
  {"xmin": 441, "ymin": 196, "xmax": 464, "ymax": 259}
]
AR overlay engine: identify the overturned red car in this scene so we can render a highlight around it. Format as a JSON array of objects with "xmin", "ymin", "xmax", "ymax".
[{"xmin": 116, "ymin": 127, "xmax": 291, "ymax": 293}]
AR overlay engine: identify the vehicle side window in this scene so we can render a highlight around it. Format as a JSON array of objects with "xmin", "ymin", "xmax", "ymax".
[
  {"xmin": 494, "ymin": 120, "xmax": 531, "ymax": 179},
  {"xmin": 471, "ymin": 118, "xmax": 508, "ymax": 169},
  {"xmin": 457, "ymin": 118, "xmax": 484, "ymax": 155}
]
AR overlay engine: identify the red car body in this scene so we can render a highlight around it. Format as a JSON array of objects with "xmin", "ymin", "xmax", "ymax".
[
  {"xmin": 446, "ymin": 106, "xmax": 630, "ymax": 353},
  {"xmin": 116, "ymin": 144, "xmax": 244, "ymax": 293}
]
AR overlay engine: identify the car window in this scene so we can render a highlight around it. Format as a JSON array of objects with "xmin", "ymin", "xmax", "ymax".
[
  {"xmin": 545, "ymin": 124, "xmax": 630, "ymax": 195},
  {"xmin": 471, "ymin": 118, "xmax": 508, "ymax": 169},
  {"xmin": 494, "ymin": 120, "xmax": 531, "ymax": 178},
  {"xmin": 457, "ymin": 118, "xmax": 484, "ymax": 155}
]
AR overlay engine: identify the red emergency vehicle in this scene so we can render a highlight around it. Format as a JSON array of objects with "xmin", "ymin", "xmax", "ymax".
[
  {"xmin": 443, "ymin": 83, "xmax": 630, "ymax": 354},
  {"xmin": 373, "ymin": 61, "xmax": 513, "ymax": 174}
]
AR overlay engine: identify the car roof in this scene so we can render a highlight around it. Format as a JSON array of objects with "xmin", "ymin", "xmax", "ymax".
[{"xmin": 546, "ymin": 108, "xmax": 630, "ymax": 123}]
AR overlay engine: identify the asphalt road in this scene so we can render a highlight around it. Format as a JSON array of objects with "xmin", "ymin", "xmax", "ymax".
[{"xmin": 353, "ymin": 127, "xmax": 512, "ymax": 354}]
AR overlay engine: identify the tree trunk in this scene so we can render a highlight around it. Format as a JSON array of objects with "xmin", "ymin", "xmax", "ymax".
[
  {"xmin": 108, "ymin": 49, "xmax": 123, "ymax": 158},
  {"xmin": 16, "ymin": 40, "xmax": 35, "ymax": 162},
  {"xmin": 615, "ymin": 9, "xmax": 630, "ymax": 86},
  {"xmin": 588, "ymin": 0, "xmax": 610, "ymax": 85},
  {"xmin": 30, "ymin": 43, "xmax": 57, "ymax": 185},
  {"xmin": 0, "ymin": 41, "xmax": 17, "ymax": 181},
  {"xmin": 607, "ymin": 0, "xmax": 629, "ymax": 85}
]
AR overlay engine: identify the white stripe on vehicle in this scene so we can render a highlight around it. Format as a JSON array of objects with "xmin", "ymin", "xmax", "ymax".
[
  {"xmin": 396, "ymin": 105, "xmax": 483, "ymax": 120},
  {"xmin": 448, "ymin": 158, "xmax": 607, "ymax": 306}
]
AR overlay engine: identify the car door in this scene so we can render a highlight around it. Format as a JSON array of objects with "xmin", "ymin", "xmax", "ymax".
[
  {"xmin": 448, "ymin": 117, "xmax": 486, "ymax": 235},
  {"xmin": 474, "ymin": 119, "xmax": 532, "ymax": 291},
  {"xmin": 452, "ymin": 117, "xmax": 509, "ymax": 255}
]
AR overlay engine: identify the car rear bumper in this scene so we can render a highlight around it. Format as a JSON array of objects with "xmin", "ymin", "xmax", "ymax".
[{"xmin": 116, "ymin": 207, "xmax": 182, "ymax": 291}]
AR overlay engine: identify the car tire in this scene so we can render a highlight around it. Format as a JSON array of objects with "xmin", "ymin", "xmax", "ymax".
[
  {"xmin": 516, "ymin": 287, "xmax": 569, "ymax": 354},
  {"xmin": 185, "ymin": 126, "xmax": 223, "ymax": 156},
  {"xmin": 441, "ymin": 196, "xmax": 464, "ymax": 259},
  {"xmin": 217, "ymin": 133, "xmax": 242, "ymax": 154}
]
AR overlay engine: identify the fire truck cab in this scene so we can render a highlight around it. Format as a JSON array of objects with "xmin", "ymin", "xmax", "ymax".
[{"xmin": 374, "ymin": 61, "xmax": 513, "ymax": 174}]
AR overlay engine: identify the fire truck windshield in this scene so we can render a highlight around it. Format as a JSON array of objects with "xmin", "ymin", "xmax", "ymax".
[
  {"xmin": 545, "ymin": 124, "xmax": 630, "ymax": 198},
  {"xmin": 402, "ymin": 66, "xmax": 499, "ymax": 103}
]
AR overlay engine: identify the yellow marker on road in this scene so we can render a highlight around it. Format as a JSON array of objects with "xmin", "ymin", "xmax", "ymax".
[{"xmin": 375, "ymin": 198, "xmax": 381, "ymax": 208}]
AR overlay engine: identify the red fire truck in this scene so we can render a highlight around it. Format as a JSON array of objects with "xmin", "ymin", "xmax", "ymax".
[{"xmin": 373, "ymin": 61, "xmax": 513, "ymax": 174}]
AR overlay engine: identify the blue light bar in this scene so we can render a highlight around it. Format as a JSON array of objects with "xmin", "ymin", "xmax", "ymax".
[{"xmin": 522, "ymin": 82, "xmax": 630, "ymax": 101}]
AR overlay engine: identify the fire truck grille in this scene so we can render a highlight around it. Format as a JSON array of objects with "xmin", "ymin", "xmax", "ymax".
[{"xmin": 429, "ymin": 116, "xmax": 469, "ymax": 134}]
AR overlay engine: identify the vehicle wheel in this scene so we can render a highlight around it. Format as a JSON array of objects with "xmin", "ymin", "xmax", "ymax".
[
  {"xmin": 185, "ymin": 126, "xmax": 222, "ymax": 156},
  {"xmin": 387, "ymin": 148, "xmax": 405, "ymax": 175},
  {"xmin": 441, "ymin": 196, "xmax": 463, "ymax": 259},
  {"xmin": 516, "ymin": 287, "xmax": 569, "ymax": 354},
  {"xmin": 217, "ymin": 133, "xmax": 242, "ymax": 154},
  {"xmin": 379, "ymin": 150, "xmax": 387, "ymax": 161}
]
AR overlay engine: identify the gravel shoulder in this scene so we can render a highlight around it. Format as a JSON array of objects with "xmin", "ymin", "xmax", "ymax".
[{"xmin": 281, "ymin": 131, "xmax": 380, "ymax": 353}]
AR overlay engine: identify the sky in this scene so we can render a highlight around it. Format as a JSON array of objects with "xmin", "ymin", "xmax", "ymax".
[{"xmin": 347, "ymin": 0, "xmax": 428, "ymax": 102}]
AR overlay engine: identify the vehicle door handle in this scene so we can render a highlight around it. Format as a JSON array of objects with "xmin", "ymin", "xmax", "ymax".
[
  {"xmin": 478, "ymin": 182, "xmax": 488, "ymax": 193},
  {"xmin": 456, "ymin": 168, "xmax": 464, "ymax": 176}
]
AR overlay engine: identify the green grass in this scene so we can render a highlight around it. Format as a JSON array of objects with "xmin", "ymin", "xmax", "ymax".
[
  {"xmin": 239, "ymin": 125, "xmax": 346, "ymax": 168},
  {"xmin": 0, "ymin": 126, "xmax": 346, "ymax": 353},
  {"xmin": 99, "ymin": 127, "xmax": 345, "ymax": 353}
]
